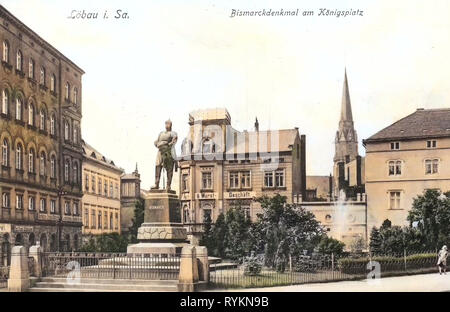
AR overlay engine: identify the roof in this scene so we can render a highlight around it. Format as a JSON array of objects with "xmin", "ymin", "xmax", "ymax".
[
  {"xmin": 340, "ymin": 69, "xmax": 353, "ymax": 122},
  {"xmin": 82, "ymin": 140, "xmax": 123, "ymax": 172},
  {"xmin": 364, "ymin": 108, "xmax": 450, "ymax": 144},
  {"xmin": 189, "ymin": 108, "xmax": 231, "ymax": 124}
]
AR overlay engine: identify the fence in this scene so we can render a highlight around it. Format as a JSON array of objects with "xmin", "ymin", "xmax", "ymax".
[
  {"xmin": 41, "ymin": 252, "xmax": 181, "ymax": 280},
  {"xmin": 210, "ymin": 251, "xmax": 439, "ymax": 289}
]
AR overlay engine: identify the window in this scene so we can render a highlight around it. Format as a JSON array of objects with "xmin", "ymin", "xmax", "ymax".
[
  {"xmin": 65, "ymin": 82, "xmax": 70, "ymax": 100},
  {"xmin": 264, "ymin": 171, "xmax": 273, "ymax": 187},
  {"xmin": 73, "ymin": 162, "xmax": 78, "ymax": 184},
  {"xmin": 15, "ymin": 97, "xmax": 22, "ymax": 120},
  {"xmin": 241, "ymin": 171, "xmax": 251, "ymax": 188},
  {"xmin": 2, "ymin": 139, "xmax": 9, "ymax": 167},
  {"xmin": 390, "ymin": 142, "xmax": 400, "ymax": 150},
  {"xmin": 104, "ymin": 181, "xmax": 108, "ymax": 196},
  {"xmin": 427, "ymin": 140, "xmax": 437, "ymax": 148},
  {"xmin": 64, "ymin": 201, "xmax": 70, "ymax": 215},
  {"xmin": 98, "ymin": 212, "xmax": 102, "ymax": 229},
  {"xmin": 16, "ymin": 50, "xmax": 22, "ymax": 71},
  {"xmin": 85, "ymin": 174, "xmax": 89, "ymax": 191},
  {"xmin": 64, "ymin": 160, "xmax": 70, "ymax": 182},
  {"xmin": 425, "ymin": 159, "xmax": 439, "ymax": 175},
  {"xmin": 40, "ymin": 198, "xmax": 46, "ymax": 212},
  {"xmin": 15, "ymin": 143, "xmax": 23, "ymax": 170},
  {"xmin": 50, "ymin": 114, "xmax": 55, "ymax": 135},
  {"xmin": 40, "ymin": 67, "xmax": 45, "ymax": 85},
  {"xmin": 202, "ymin": 139, "xmax": 213, "ymax": 154},
  {"xmin": 73, "ymin": 202, "xmax": 79, "ymax": 215},
  {"xmin": 182, "ymin": 174, "xmax": 189, "ymax": 192},
  {"xmin": 28, "ymin": 58, "xmax": 35, "ymax": 79},
  {"xmin": 109, "ymin": 182, "xmax": 113, "ymax": 198},
  {"xmin": 115, "ymin": 213, "xmax": 119, "ymax": 230},
  {"xmin": 229, "ymin": 172, "xmax": 239, "ymax": 189},
  {"xmin": 73, "ymin": 126, "xmax": 78, "ymax": 144},
  {"xmin": 2, "ymin": 192, "xmax": 10, "ymax": 208},
  {"xmin": 28, "ymin": 102, "xmax": 34, "ymax": 126},
  {"xmin": 104, "ymin": 211, "xmax": 108, "ymax": 229},
  {"xmin": 39, "ymin": 109, "xmax": 45, "ymax": 131},
  {"xmin": 50, "ymin": 156, "xmax": 56, "ymax": 178},
  {"xmin": 40, "ymin": 152, "xmax": 46, "ymax": 176},
  {"xmin": 2, "ymin": 89, "xmax": 8, "ymax": 115},
  {"xmin": 115, "ymin": 183, "xmax": 119, "ymax": 199},
  {"xmin": 91, "ymin": 209, "xmax": 96, "ymax": 228},
  {"xmin": 275, "ymin": 170, "xmax": 285, "ymax": 187},
  {"xmin": 73, "ymin": 87, "xmax": 78, "ymax": 105},
  {"xmin": 64, "ymin": 120, "xmax": 69, "ymax": 141},
  {"xmin": 201, "ymin": 172, "xmax": 212, "ymax": 190},
  {"xmin": 183, "ymin": 205, "xmax": 190, "ymax": 223},
  {"xmin": 28, "ymin": 196, "xmax": 35, "ymax": 211},
  {"xmin": 16, "ymin": 194, "xmax": 23, "ymax": 209},
  {"xmin": 388, "ymin": 160, "xmax": 402, "ymax": 176},
  {"xmin": 84, "ymin": 208, "xmax": 89, "ymax": 227},
  {"xmin": 50, "ymin": 74, "xmax": 56, "ymax": 92},
  {"xmin": 28, "ymin": 148, "xmax": 35, "ymax": 173},
  {"xmin": 389, "ymin": 191, "xmax": 401, "ymax": 209},
  {"xmin": 2, "ymin": 40, "xmax": 9, "ymax": 63},
  {"xmin": 203, "ymin": 207, "xmax": 212, "ymax": 222},
  {"xmin": 93, "ymin": 176, "xmax": 97, "ymax": 193},
  {"xmin": 109, "ymin": 213, "xmax": 113, "ymax": 230},
  {"xmin": 50, "ymin": 199, "xmax": 56, "ymax": 213}
]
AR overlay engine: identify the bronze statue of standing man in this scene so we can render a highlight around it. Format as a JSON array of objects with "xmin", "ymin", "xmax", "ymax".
[{"xmin": 152, "ymin": 120, "xmax": 178, "ymax": 191}]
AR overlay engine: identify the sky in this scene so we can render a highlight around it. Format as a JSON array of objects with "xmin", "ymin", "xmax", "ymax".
[{"xmin": 3, "ymin": 0, "xmax": 450, "ymax": 189}]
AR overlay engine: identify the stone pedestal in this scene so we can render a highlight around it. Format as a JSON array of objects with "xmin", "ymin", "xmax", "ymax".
[
  {"xmin": 127, "ymin": 190, "xmax": 189, "ymax": 255},
  {"xmin": 8, "ymin": 246, "xmax": 30, "ymax": 292}
]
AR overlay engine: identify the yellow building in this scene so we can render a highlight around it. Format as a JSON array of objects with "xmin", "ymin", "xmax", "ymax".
[
  {"xmin": 363, "ymin": 108, "xmax": 450, "ymax": 230},
  {"xmin": 81, "ymin": 141, "xmax": 123, "ymax": 235}
]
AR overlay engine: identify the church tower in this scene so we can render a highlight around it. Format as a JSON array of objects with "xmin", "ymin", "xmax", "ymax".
[{"xmin": 333, "ymin": 70, "xmax": 359, "ymax": 196}]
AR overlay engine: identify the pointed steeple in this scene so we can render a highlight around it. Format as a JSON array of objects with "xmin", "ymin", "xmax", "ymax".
[
  {"xmin": 254, "ymin": 117, "xmax": 259, "ymax": 131},
  {"xmin": 340, "ymin": 69, "xmax": 353, "ymax": 122}
]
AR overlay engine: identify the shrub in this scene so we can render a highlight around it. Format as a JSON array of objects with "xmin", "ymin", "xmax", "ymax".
[{"xmin": 243, "ymin": 255, "xmax": 262, "ymax": 276}]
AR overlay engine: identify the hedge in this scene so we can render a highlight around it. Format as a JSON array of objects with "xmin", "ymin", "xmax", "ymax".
[{"xmin": 338, "ymin": 253, "xmax": 437, "ymax": 275}]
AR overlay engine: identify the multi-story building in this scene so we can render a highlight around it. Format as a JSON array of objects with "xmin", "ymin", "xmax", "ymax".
[
  {"xmin": 178, "ymin": 108, "xmax": 306, "ymax": 242},
  {"xmin": 364, "ymin": 108, "xmax": 450, "ymax": 230},
  {"xmin": 81, "ymin": 141, "xmax": 123, "ymax": 236},
  {"xmin": 120, "ymin": 165, "xmax": 141, "ymax": 235},
  {"xmin": 0, "ymin": 5, "xmax": 83, "ymax": 259}
]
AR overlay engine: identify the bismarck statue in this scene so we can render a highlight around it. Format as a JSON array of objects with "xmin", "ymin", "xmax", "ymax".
[
  {"xmin": 152, "ymin": 119, "xmax": 178, "ymax": 191},
  {"xmin": 127, "ymin": 119, "xmax": 188, "ymax": 255}
]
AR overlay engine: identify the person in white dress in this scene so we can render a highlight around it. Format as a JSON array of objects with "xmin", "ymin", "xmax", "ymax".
[{"xmin": 437, "ymin": 245, "xmax": 448, "ymax": 275}]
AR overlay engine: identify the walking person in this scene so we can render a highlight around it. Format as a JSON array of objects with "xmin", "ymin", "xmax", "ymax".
[{"xmin": 437, "ymin": 245, "xmax": 448, "ymax": 275}]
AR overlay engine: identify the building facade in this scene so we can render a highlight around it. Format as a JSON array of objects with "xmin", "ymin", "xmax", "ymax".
[
  {"xmin": 81, "ymin": 141, "xmax": 123, "ymax": 236},
  {"xmin": 178, "ymin": 108, "xmax": 306, "ymax": 242},
  {"xmin": 0, "ymin": 5, "xmax": 83, "ymax": 260},
  {"xmin": 364, "ymin": 108, "xmax": 450, "ymax": 230},
  {"xmin": 120, "ymin": 165, "xmax": 141, "ymax": 235}
]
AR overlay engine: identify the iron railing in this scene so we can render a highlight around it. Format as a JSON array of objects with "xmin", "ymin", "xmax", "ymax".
[{"xmin": 41, "ymin": 252, "xmax": 181, "ymax": 280}]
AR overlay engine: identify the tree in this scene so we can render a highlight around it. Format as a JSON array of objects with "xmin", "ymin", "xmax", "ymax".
[
  {"xmin": 211, "ymin": 213, "xmax": 227, "ymax": 258},
  {"xmin": 349, "ymin": 236, "xmax": 366, "ymax": 253},
  {"xmin": 79, "ymin": 233, "xmax": 129, "ymax": 252},
  {"xmin": 407, "ymin": 189, "xmax": 450, "ymax": 249},
  {"xmin": 254, "ymin": 194, "xmax": 323, "ymax": 272},
  {"xmin": 199, "ymin": 212, "xmax": 214, "ymax": 253},
  {"xmin": 129, "ymin": 199, "xmax": 145, "ymax": 243},
  {"xmin": 380, "ymin": 219, "xmax": 392, "ymax": 230},
  {"xmin": 224, "ymin": 206, "xmax": 252, "ymax": 260},
  {"xmin": 317, "ymin": 236, "xmax": 345, "ymax": 256},
  {"xmin": 369, "ymin": 227, "xmax": 382, "ymax": 255}
]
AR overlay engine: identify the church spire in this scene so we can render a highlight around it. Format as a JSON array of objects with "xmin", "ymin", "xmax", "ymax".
[{"xmin": 340, "ymin": 69, "xmax": 353, "ymax": 122}]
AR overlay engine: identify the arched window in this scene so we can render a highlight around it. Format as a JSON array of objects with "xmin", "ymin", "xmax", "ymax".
[
  {"xmin": 2, "ymin": 40, "xmax": 9, "ymax": 63},
  {"xmin": 39, "ymin": 109, "xmax": 46, "ymax": 131},
  {"xmin": 50, "ymin": 74, "xmax": 56, "ymax": 92},
  {"xmin": 1, "ymin": 89, "xmax": 8, "ymax": 115},
  {"xmin": 64, "ymin": 159, "xmax": 70, "ymax": 182},
  {"xmin": 50, "ymin": 155, "xmax": 56, "ymax": 179},
  {"xmin": 15, "ymin": 97, "xmax": 22, "ymax": 120},
  {"xmin": 64, "ymin": 120, "xmax": 69, "ymax": 141},
  {"xmin": 2, "ymin": 139, "xmax": 9, "ymax": 167},
  {"xmin": 40, "ymin": 151, "xmax": 46, "ymax": 176},
  {"xmin": 50, "ymin": 114, "xmax": 55, "ymax": 135},
  {"xmin": 73, "ymin": 162, "xmax": 78, "ymax": 184},
  {"xmin": 65, "ymin": 82, "xmax": 70, "ymax": 100},
  {"xmin": 16, "ymin": 50, "xmax": 22, "ymax": 71},
  {"xmin": 28, "ymin": 196, "xmax": 35, "ymax": 211},
  {"xmin": 28, "ymin": 102, "xmax": 34, "ymax": 126},
  {"xmin": 15, "ymin": 143, "xmax": 23, "ymax": 170},
  {"xmin": 73, "ymin": 87, "xmax": 78, "ymax": 105},
  {"xmin": 73, "ymin": 126, "xmax": 78, "ymax": 144},
  {"xmin": 28, "ymin": 58, "xmax": 35, "ymax": 79},
  {"xmin": 39, "ymin": 67, "xmax": 45, "ymax": 85},
  {"xmin": 28, "ymin": 148, "xmax": 35, "ymax": 173}
]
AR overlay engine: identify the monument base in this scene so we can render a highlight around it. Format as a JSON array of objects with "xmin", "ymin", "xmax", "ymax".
[{"xmin": 127, "ymin": 242, "xmax": 187, "ymax": 255}]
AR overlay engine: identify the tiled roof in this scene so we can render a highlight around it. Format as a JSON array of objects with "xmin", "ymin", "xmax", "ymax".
[
  {"xmin": 82, "ymin": 140, "xmax": 123, "ymax": 172},
  {"xmin": 364, "ymin": 108, "xmax": 450, "ymax": 143}
]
